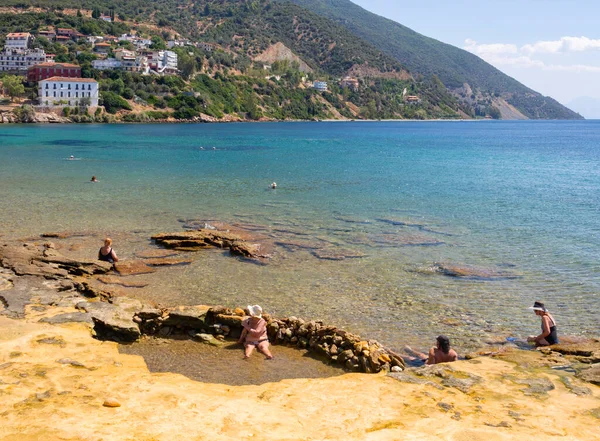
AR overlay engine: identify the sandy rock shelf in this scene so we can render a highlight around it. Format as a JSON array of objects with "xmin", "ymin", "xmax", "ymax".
[{"xmin": 0, "ymin": 316, "xmax": 599, "ymax": 441}]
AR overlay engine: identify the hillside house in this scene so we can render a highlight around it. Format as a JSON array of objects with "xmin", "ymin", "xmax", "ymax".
[
  {"xmin": 5, "ymin": 32, "xmax": 32, "ymax": 50},
  {"xmin": 145, "ymin": 50, "xmax": 178, "ymax": 74},
  {"xmin": 92, "ymin": 58, "xmax": 121, "ymax": 70},
  {"xmin": 405, "ymin": 95, "xmax": 421, "ymax": 103},
  {"xmin": 38, "ymin": 77, "xmax": 98, "ymax": 107},
  {"xmin": 313, "ymin": 81, "xmax": 328, "ymax": 92},
  {"xmin": 340, "ymin": 77, "xmax": 359, "ymax": 91},
  {"xmin": 0, "ymin": 48, "xmax": 46, "ymax": 73},
  {"xmin": 93, "ymin": 42, "xmax": 111, "ymax": 54},
  {"xmin": 27, "ymin": 62, "xmax": 81, "ymax": 83},
  {"xmin": 197, "ymin": 42, "xmax": 215, "ymax": 52},
  {"xmin": 168, "ymin": 39, "xmax": 190, "ymax": 49},
  {"xmin": 38, "ymin": 28, "xmax": 56, "ymax": 41}
]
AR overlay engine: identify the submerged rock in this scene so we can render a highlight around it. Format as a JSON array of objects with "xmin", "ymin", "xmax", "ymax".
[{"xmin": 114, "ymin": 260, "xmax": 156, "ymax": 276}]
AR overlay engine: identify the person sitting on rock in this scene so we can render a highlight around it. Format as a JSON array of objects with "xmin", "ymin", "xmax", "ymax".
[
  {"xmin": 238, "ymin": 305, "xmax": 273, "ymax": 360},
  {"xmin": 98, "ymin": 238, "xmax": 119, "ymax": 264},
  {"xmin": 404, "ymin": 335, "xmax": 458, "ymax": 365},
  {"xmin": 527, "ymin": 301, "xmax": 558, "ymax": 346}
]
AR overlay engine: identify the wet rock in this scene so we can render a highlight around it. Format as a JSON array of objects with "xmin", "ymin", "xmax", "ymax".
[
  {"xmin": 40, "ymin": 248, "xmax": 113, "ymax": 275},
  {"xmin": 73, "ymin": 278, "xmax": 114, "ymax": 300},
  {"xmin": 422, "ymin": 262, "xmax": 515, "ymax": 280},
  {"xmin": 77, "ymin": 301, "xmax": 140, "ymax": 342},
  {"xmin": 577, "ymin": 364, "xmax": 600, "ymax": 386},
  {"xmin": 214, "ymin": 314, "xmax": 243, "ymax": 327},
  {"xmin": 136, "ymin": 306, "xmax": 162, "ymax": 320},
  {"xmin": 310, "ymin": 248, "xmax": 367, "ymax": 261},
  {"xmin": 560, "ymin": 376, "xmax": 592, "ymax": 395},
  {"xmin": 40, "ymin": 231, "xmax": 90, "ymax": 239},
  {"xmin": 36, "ymin": 336, "xmax": 66, "ymax": 345},
  {"xmin": 193, "ymin": 333, "xmax": 223, "ymax": 346},
  {"xmin": 0, "ymin": 276, "xmax": 57, "ymax": 318},
  {"xmin": 163, "ymin": 305, "xmax": 210, "ymax": 329},
  {"xmin": 136, "ymin": 249, "xmax": 180, "ymax": 259},
  {"xmin": 97, "ymin": 276, "xmax": 149, "ymax": 288},
  {"xmin": 388, "ymin": 372, "xmax": 443, "ymax": 389},
  {"xmin": 229, "ymin": 241, "xmax": 263, "ymax": 258},
  {"xmin": 113, "ymin": 260, "xmax": 156, "ymax": 276},
  {"xmin": 437, "ymin": 402, "xmax": 454, "ymax": 412},
  {"xmin": 510, "ymin": 376, "xmax": 556, "ymax": 396},
  {"xmin": 40, "ymin": 312, "xmax": 93, "ymax": 325},
  {"xmin": 143, "ymin": 257, "xmax": 193, "ymax": 267},
  {"xmin": 551, "ymin": 341, "xmax": 600, "ymax": 364},
  {"xmin": 56, "ymin": 358, "xmax": 86, "ymax": 368}
]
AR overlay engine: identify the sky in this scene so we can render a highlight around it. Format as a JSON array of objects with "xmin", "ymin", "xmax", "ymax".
[{"xmin": 351, "ymin": 0, "xmax": 600, "ymax": 117}]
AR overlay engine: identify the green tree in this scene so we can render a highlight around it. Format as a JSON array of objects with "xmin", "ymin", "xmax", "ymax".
[{"xmin": 1, "ymin": 75, "xmax": 25, "ymax": 101}]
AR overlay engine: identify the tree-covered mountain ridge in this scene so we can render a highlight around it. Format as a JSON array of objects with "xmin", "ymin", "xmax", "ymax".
[
  {"xmin": 0, "ymin": 0, "xmax": 582, "ymax": 121},
  {"xmin": 284, "ymin": 0, "xmax": 582, "ymax": 120}
]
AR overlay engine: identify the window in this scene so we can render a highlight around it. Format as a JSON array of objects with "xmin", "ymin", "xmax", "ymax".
[
  {"xmin": 53, "ymin": 91, "xmax": 56, "ymax": 97},
  {"xmin": 75, "ymin": 84, "xmax": 78, "ymax": 90},
  {"xmin": 45, "ymin": 83, "xmax": 48, "ymax": 89},
  {"xmin": 75, "ymin": 92, "xmax": 78, "ymax": 98},
  {"xmin": 68, "ymin": 84, "xmax": 71, "ymax": 90},
  {"xmin": 53, "ymin": 83, "xmax": 56, "ymax": 89},
  {"xmin": 60, "ymin": 92, "xmax": 63, "ymax": 97},
  {"xmin": 68, "ymin": 92, "xmax": 70, "ymax": 97}
]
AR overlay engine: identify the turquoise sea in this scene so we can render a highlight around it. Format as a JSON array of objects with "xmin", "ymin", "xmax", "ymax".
[{"xmin": 0, "ymin": 121, "xmax": 598, "ymax": 352}]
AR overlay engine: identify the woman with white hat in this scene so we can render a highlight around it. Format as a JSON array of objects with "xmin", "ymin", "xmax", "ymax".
[
  {"xmin": 527, "ymin": 301, "xmax": 558, "ymax": 346},
  {"xmin": 238, "ymin": 305, "xmax": 274, "ymax": 359}
]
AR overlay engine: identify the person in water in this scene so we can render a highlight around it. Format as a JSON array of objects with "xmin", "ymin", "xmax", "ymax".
[
  {"xmin": 270, "ymin": 182, "xmax": 277, "ymax": 189},
  {"xmin": 98, "ymin": 238, "xmax": 119, "ymax": 264},
  {"xmin": 527, "ymin": 301, "xmax": 558, "ymax": 346},
  {"xmin": 238, "ymin": 305, "xmax": 273, "ymax": 360},
  {"xmin": 404, "ymin": 335, "xmax": 458, "ymax": 365},
  {"xmin": 90, "ymin": 176, "xmax": 98, "ymax": 182}
]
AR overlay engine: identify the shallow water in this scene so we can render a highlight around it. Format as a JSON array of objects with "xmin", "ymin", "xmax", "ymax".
[
  {"xmin": 1, "ymin": 121, "xmax": 599, "ymax": 354},
  {"xmin": 119, "ymin": 337, "xmax": 345, "ymax": 385}
]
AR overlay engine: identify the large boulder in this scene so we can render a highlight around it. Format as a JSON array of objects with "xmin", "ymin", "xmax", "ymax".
[
  {"xmin": 163, "ymin": 305, "xmax": 210, "ymax": 330},
  {"xmin": 76, "ymin": 300, "xmax": 140, "ymax": 342}
]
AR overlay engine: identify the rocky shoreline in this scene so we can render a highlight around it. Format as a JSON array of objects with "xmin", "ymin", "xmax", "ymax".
[{"xmin": 1, "ymin": 232, "xmax": 599, "ymax": 440}]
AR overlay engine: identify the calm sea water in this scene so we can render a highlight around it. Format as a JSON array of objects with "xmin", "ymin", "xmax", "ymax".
[{"xmin": 0, "ymin": 121, "xmax": 598, "ymax": 352}]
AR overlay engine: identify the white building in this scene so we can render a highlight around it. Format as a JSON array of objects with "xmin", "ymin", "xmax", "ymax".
[
  {"xmin": 0, "ymin": 48, "xmax": 46, "ymax": 72},
  {"xmin": 313, "ymin": 81, "xmax": 328, "ymax": 92},
  {"xmin": 167, "ymin": 39, "xmax": 190, "ymax": 49},
  {"xmin": 145, "ymin": 50, "xmax": 178, "ymax": 74},
  {"xmin": 5, "ymin": 32, "xmax": 32, "ymax": 50},
  {"xmin": 38, "ymin": 77, "xmax": 99, "ymax": 107},
  {"xmin": 92, "ymin": 58, "xmax": 121, "ymax": 70}
]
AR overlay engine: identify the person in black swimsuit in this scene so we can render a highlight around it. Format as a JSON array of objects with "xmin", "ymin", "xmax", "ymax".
[
  {"xmin": 527, "ymin": 301, "xmax": 558, "ymax": 346},
  {"xmin": 98, "ymin": 238, "xmax": 119, "ymax": 264}
]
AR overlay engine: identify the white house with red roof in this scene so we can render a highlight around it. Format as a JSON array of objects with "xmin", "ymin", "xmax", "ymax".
[{"xmin": 38, "ymin": 77, "xmax": 99, "ymax": 107}]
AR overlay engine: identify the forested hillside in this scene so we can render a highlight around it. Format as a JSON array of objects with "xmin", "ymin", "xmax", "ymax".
[
  {"xmin": 0, "ymin": 0, "xmax": 582, "ymax": 120},
  {"xmin": 283, "ymin": 0, "xmax": 582, "ymax": 120}
]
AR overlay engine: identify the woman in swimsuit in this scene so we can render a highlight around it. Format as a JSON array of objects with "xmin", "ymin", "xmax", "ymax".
[
  {"xmin": 98, "ymin": 238, "xmax": 119, "ymax": 264},
  {"xmin": 527, "ymin": 301, "xmax": 558, "ymax": 346},
  {"xmin": 238, "ymin": 305, "xmax": 273, "ymax": 359}
]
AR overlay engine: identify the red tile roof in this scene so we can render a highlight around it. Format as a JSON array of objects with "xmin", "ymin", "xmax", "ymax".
[
  {"xmin": 31, "ymin": 62, "xmax": 80, "ymax": 68},
  {"xmin": 40, "ymin": 77, "xmax": 98, "ymax": 83},
  {"xmin": 7, "ymin": 32, "xmax": 31, "ymax": 38}
]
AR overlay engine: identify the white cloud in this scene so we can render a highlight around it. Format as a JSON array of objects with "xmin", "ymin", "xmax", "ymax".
[
  {"xmin": 464, "ymin": 38, "xmax": 600, "ymax": 72},
  {"xmin": 521, "ymin": 36, "xmax": 600, "ymax": 54},
  {"xmin": 464, "ymin": 38, "xmax": 518, "ymax": 55}
]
